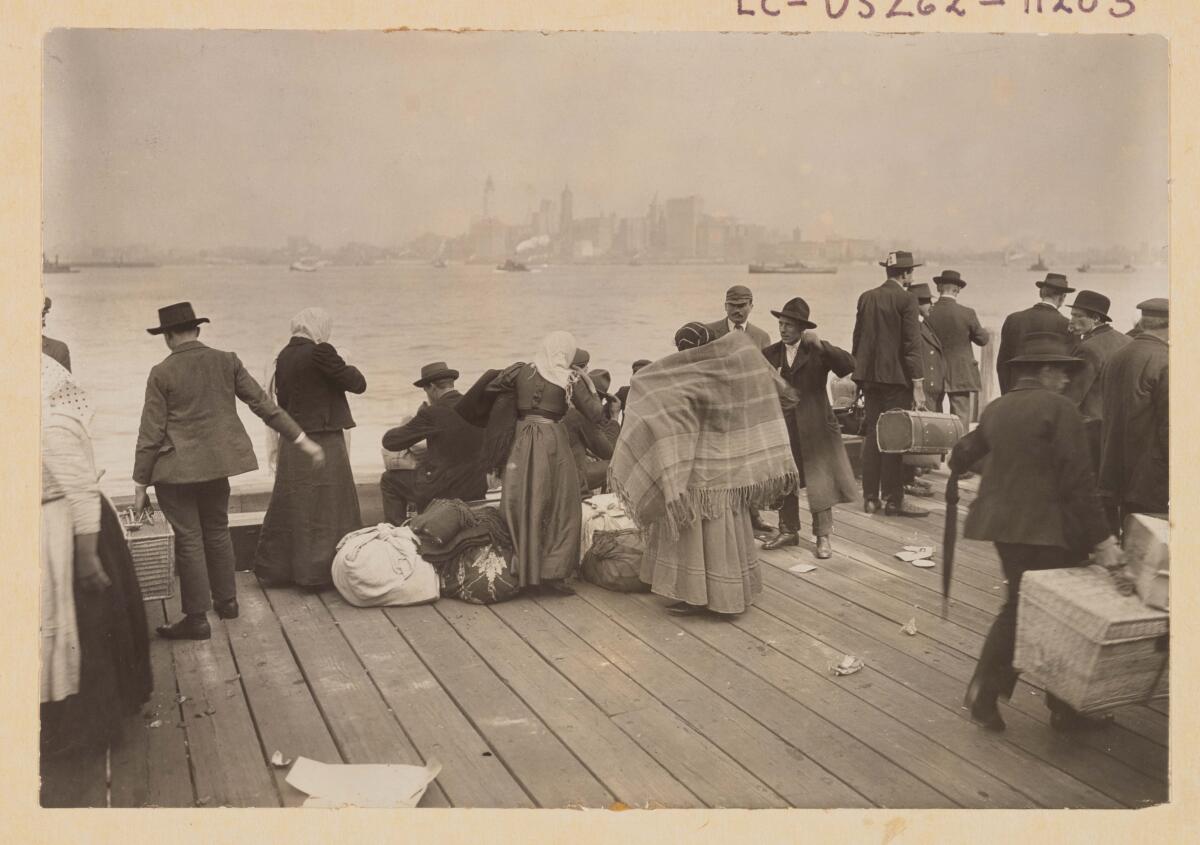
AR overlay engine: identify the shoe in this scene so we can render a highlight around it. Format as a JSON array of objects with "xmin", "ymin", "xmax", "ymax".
[
  {"xmin": 753, "ymin": 527, "xmax": 779, "ymax": 542},
  {"xmin": 156, "ymin": 614, "xmax": 211, "ymax": 641},
  {"xmin": 884, "ymin": 500, "xmax": 929, "ymax": 518},
  {"xmin": 762, "ymin": 531, "xmax": 800, "ymax": 550},
  {"xmin": 815, "ymin": 536, "xmax": 832, "ymax": 559},
  {"xmin": 904, "ymin": 483, "xmax": 934, "ymax": 499},
  {"xmin": 863, "ymin": 497, "xmax": 882, "ymax": 514},
  {"xmin": 1050, "ymin": 711, "xmax": 1115, "ymax": 733},
  {"xmin": 750, "ymin": 515, "xmax": 775, "ymax": 534},
  {"xmin": 214, "ymin": 598, "xmax": 239, "ymax": 619},
  {"xmin": 666, "ymin": 601, "xmax": 705, "ymax": 616},
  {"xmin": 969, "ymin": 704, "xmax": 1007, "ymax": 732}
]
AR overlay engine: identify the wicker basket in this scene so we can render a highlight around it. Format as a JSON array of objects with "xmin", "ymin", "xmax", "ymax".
[
  {"xmin": 122, "ymin": 510, "xmax": 176, "ymax": 601},
  {"xmin": 1013, "ymin": 565, "xmax": 1168, "ymax": 713}
]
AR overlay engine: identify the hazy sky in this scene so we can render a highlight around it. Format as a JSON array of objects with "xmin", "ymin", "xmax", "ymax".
[{"xmin": 43, "ymin": 30, "xmax": 1167, "ymax": 252}]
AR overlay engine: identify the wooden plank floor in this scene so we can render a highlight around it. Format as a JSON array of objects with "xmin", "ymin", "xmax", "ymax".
[{"xmin": 45, "ymin": 469, "xmax": 1168, "ymax": 808}]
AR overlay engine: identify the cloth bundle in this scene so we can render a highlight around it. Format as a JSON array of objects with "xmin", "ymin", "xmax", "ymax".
[
  {"xmin": 332, "ymin": 524, "xmax": 440, "ymax": 608},
  {"xmin": 408, "ymin": 500, "xmax": 519, "ymax": 604}
]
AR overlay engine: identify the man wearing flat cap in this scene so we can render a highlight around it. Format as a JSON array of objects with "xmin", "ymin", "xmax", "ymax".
[
  {"xmin": 1099, "ymin": 298, "xmax": 1169, "ymax": 529},
  {"xmin": 852, "ymin": 250, "xmax": 927, "ymax": 517},
  {"xmin": 705, "ymin": 284, "xmax": 772, "ymax": 350},
  {"xmin": 380, "ymin": 361, "xmax": 487, "ymax": 523},
  {"xmin": 924, "ymin": 270, "xmax": 989, "ymax": 429},
  {"xmin": 41, "ymin": 296, "xmax": 72, "ymax": 372},
  {"xmin": 760, "ymin": 297, "xmax": 857, "ymax": 558},
  {"xmin": 133, "ymin": 302, "xmax": 323, "ymax": 641},
  {"xmin": 1062, "ymin": 290, "xmax": 1131, "ymax": 476},
  {"xmin": 996, "ymin": 273, "xmax": 1073, "ymax": 395}
]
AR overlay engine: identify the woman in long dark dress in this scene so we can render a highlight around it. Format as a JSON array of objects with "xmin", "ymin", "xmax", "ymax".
[
  {"xmin": 41, "ymin": 356, "xmax": 151, "ymax": 797},
  {"xmin": 255, "ymin": 308, "xmax": 366, "ymax": 588},
  {"xmin": 488, "ymin": 331, "xmax": 605, "ymax": 595}
]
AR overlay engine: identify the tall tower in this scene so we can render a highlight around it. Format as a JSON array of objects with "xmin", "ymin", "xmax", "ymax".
[
  {"xmin": 559, "ymin": 184, "xmax": 573, "ymax": 235},
  {"xmin": 484, "ymin": 174, "xmax": 495, "ymax": 220}
]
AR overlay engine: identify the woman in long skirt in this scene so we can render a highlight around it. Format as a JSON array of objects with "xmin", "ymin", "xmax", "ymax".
[
  {"xmin": 255, "ymin": 308, "xmax": 366, "ymax": 588},
  {"xmin": 488, "ymin": 331, "xmax": 605, "ymax": 595}
]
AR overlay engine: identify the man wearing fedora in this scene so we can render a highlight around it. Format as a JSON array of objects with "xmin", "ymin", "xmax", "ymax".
[
  {"xmin": 996, "ymin": 273, "xmax": 1072, "ymax": 394},
  {"xmin": 852, "ymin": 250, "xmax": 927, "ymax": 517},
  {"xmin": 133, "ymin": 302, "xmax": 324, "ymax": 640},
  {"xmin": 951, "ymin": 331, "xmax": 1119, "ymax": 734},
  {"xmin": 1062, "ymin": 290, "xmax": 1131, "ymax": 475},
  {"xmin": 380, "ymin": 362, "xmax": 487, "ymax": 523},
  {"xmin": 924, "ymin": 270, "xmax": 989, "ymax": 429},
  {"xmin": 1099, "ymin": 298, "xmax": 1169, "ymax": 529},
  {"xmin": 41, "ymin": 296, "xmax": 72, "ymax": 372},
  {"xmin": 705, "ymin": 284, "xmax": 772, "ymax": 350},
  {"xmin": 760, "ymin": 298, "xmax": 858, "ymax": 558}
]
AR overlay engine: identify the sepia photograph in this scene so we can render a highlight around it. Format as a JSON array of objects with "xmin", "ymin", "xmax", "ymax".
[{"xmin": 37, "ymin": 28, "xmax": 1168, "ymax": 811}]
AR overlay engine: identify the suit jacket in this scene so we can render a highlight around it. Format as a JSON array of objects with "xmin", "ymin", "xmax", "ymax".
[
  {"xmin": 42, "ymin": 335, "xmax": 71, "ymax": 372},
  {"xmin": 1099, "ymin": 334, "xmax": 1168, "ymax": 512},
  {"xmin": 851, "ymin": 279, "xmax": 922, "ymax": 386},
  {"xmin": 996, "ymin": 302, "xmax": 1069, "ymax": 394},
  {"xmin": 383, "ymin": 390, "xmax": 487, "ymax": 503},
  {"xmin": 762, "ymin": 339, "xmax": 857, "ymax": 512},
  {"xmin": 274, "ymin": 337, "xmax": 366, "ymax": 432},
  {"xmin": 134, "ymin": 341, "xmax": 303, "ymax": 485},
  {"xmin": 919, "ymin": 319, "xmax": 946, "ymax": 399},
  {"xmin": 1062, "ymin": 324, "xmax": 1131, "ymax": 422},
  {"xmin": 924, "ymin": 298, "xmax": 987, "ymax": 392},
  {"xmin": 705, "ymin": 318, "xmax": 772, "ymax": 350},
  {"xmin": 954, "ymin": 381, "xmax": 1109, "ymax": 551}
]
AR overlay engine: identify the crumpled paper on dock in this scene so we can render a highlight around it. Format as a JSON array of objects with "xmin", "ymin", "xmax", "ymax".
[
  {"xmin": 830, "ymin": 655, "xmax": 864, "ymax": 676},
  {"xmin": 896, "ymin": 545, "xmax": 935, "ymax": 567},
  {"xmin": 285, "ymin": 756, "xmax": 442, "ymax": 808},
  {"xmin": 900, "ymin": 618, "xmax": 918, "ymax": 636},
  {"xmin": 788, "ymin": 563, "xmax": 818, "ymax": 574}
]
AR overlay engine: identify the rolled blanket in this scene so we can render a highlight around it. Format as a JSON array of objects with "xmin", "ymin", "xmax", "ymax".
[{"xmin": 409, "ymin": 498, "xmax": 479, "ymax": 546}]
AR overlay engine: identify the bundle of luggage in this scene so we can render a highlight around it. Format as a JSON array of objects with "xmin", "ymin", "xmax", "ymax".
[
  {"xmin": 409, "ymin": 499, "xmax": 521, "ymax": 605},
  {"xmin": 332, "ymin": 523, "xmax": 439, "ymax": 608},
  {"xmin": 579, "ymin": 494, "xmax": 648, "ymax": 593},
  {"xmin": 1013, "ymin": 514, "xmax": 1170, "ymax": 714}
]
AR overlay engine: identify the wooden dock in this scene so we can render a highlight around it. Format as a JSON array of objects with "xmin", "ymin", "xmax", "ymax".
[{"xmin": 41, "ymin": 470, "xmax": 1168, "ymax": 809}]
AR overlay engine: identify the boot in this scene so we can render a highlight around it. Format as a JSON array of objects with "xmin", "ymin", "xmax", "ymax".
[
  {"xmin": 762, "ymin": 531, "xmax": 800, "ymax": 550},
  {"xmin": 157, "ymin": 613, "xmax": 211, "ymax": 641},
  {"xmin": 815, "ymin": 536, "xmax": 832, "ymax": 559},
  {"xmin": 215, "ymin": 598, "xmax": 239, "ymax": 619}
]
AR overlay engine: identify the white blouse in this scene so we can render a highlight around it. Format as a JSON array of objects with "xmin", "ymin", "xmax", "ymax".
[{"xmin": 41, "ymin": 413, "xmax": 101, "ymax": 536}]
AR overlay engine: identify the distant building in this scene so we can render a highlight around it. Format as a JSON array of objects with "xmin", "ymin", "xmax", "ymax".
[
  {"xmin": 665, "ymin": 195, "xmax": 703, "ymax": 259},
  {"xmin": 616, "ymin": 216, "xmax": 649, "ymax": 256},
  {"xmin": 469, "ymin": 217, "xmax": 509, "ymax": 261}
]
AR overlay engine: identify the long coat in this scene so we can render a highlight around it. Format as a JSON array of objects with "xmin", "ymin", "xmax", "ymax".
[
  {"xmin": 1063, "ymin": 323, "xmax": 1131, "ymax": 422},
  {"xmin": 383, "ymin": 389, "xmax": 488, "ymax": 504},
  {"xmin": 1099, "ymin": 334, "xmax": 1168, "ymax": 512},
  {"xmin": 851, "ymin": 279, "xmax": 923, "ymax": 387},
  {"xmin": 762, "ymin": 339, "xmax": 858, "ymax": 512},
  {"xmin": 996, "ymin": 302, "xmax": 1069, "ymax": 394},
  {"xmin": 924, "ymin": 297, "xmax": 987, "ymax": 392},
  {"xmin": 705, "ymin": 317, "xmax": 772, "ymax": 350},
  {"xmin": 274, "ymin": 337, "xmax": 366, "ymax": 432},
  {"xmin": 919, "ymin": 319, "xmax": 946, "ymax": 401}
]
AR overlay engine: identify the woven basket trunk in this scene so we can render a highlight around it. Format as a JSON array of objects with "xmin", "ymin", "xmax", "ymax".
[
  {"xmin": 124, "ymin": 512, "xmax": 176, "ymax": 601},
  {"xmin": 1014, "ymin": 566, "xmax": 1168, "ymax": 713}
]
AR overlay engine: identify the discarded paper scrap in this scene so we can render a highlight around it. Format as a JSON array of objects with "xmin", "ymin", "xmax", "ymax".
[
  {"xmin": 789, "ymin": 563, "xmax": 818, "ymax": 574},
  {"xmin": 831, "ymin": 655, "xmax": 864, "ymax": 676},
  {"xmin": 270, "ymin": 750, "xmax": 293, "ymax": 768},
  {"xmin": 895, "ymin": 546, "xmax": 935, "ymax": 564},
  {"xmin": 285, "ymin": 756, "xmax": 442, "ymax": 808},
  {"xmin": 900, "ymin": 618, "xmax": 918, "ymax": 636}
]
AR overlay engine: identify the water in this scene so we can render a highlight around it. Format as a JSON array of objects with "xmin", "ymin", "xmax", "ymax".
[{"xmin": 42, "ymin": 261, "xmax": 1166, "ymax": 496}]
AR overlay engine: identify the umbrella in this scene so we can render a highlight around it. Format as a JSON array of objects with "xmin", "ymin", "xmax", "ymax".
[{"xmin": 941, "ymin": 469, "xmax": 959, "ymax": 618}]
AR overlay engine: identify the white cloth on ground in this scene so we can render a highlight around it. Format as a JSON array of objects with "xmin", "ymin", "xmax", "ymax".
[{"xmin": 332, "ymin": 523, "xmax": 439, "ymax": 607}]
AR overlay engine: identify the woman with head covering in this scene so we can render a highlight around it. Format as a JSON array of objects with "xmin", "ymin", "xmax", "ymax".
[
  {"xmin": 40, "ymin": 356, "xmax": 151, "ymax": 786},
  {"xmin": 485, "ymin": 330, "xmax": 606, "ymax": 594},
  {"xmin": 254, "ymin": 307, "xmax": 367, "ymax": 588},
  {"xmin": 610, "ymin": 323, "xmax": 799, "ymax": 616}
]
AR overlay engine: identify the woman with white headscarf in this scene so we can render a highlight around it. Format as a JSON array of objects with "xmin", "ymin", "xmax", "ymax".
[
  {"xmin": 40, "ymin": 355, "xmax": 151, "ymax": 774},
  {"xmin": 485, "ymin": 331, "xmax": 605, "ymax": 594},
  {"xmin": 254, "ymin": 308, "xmax": 367, "ymax": 588}
]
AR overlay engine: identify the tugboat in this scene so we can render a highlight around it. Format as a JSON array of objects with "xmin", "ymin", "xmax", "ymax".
[
  {"xmin": 748, "ymin": 261, "xmax": 837, "ymax": 275},
  {"xmin": 496, "ymin": 259, "xmax": 530, "ymax": 272},
  {"xmin": 289, "ymin": 257, "xmax": 322, "ymax": 272},
  {"xmin": 42, "ymin": 253, "xmax": 77, "ymax": 274},
  {"xmin": 1028, "ymin": 254, "xmax": 1048, "ymax": 272}
]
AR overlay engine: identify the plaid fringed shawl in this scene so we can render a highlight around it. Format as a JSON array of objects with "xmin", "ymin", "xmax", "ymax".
[{"xmin": 609, "ymin": 331, "xmax": 799, "ymax": 537}]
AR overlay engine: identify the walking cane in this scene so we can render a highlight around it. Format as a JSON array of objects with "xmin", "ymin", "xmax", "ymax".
[{"xmin": 941, "ymin": 469, "xmax": 960, "ymax": 618}]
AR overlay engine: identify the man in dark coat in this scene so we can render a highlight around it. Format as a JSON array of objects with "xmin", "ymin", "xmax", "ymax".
[
  {"xmin": 41, "ymin": 296, "xmax": 71, "ymax": 371},
  {"xmin": 924, "ymin": 270, "xmax": 988, "ymax": 427},
  {"xmin": 950, "ymin": 331, "xmax": 1119, "ymax": 734},
  {"xmin": 996, "ymin": 273, "xmax": 1073, "ymax": 394},
  {"xmin": 132, "ymin": 302, "xmax": 323, "ymax": 640},
  {"xmin": 760, "ymin": 298, "xmax": 857, "ymax": 558},
  {"xmin": 1099, "ymin": 298, "xmax": 1169, "ymax": 529},
  {"xmin": 1062, "ymin": 290, "xmax": 1131, "ymax": 477},
  {"xmin": 704, "ymin": 284, "xmax": 772, "ymax": 350},
  {"xmin": 911, "ymin": 284, "xmax": 946, "ymax": 410},
  {"xmin": 380, "ymin": 361, "xmax": 487, "ymax": 522},
  {"xmin": 851, "ymin": 250, "xmax": 926, "ymax": 517},
  {"xmin": 562, "ymin": 369, "xmax": 622, "ymax": 496}
]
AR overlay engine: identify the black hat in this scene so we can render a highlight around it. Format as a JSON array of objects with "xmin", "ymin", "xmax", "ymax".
[
  {"xmin": 1008, "ymin": 332, "xmax": 1085, "ymax": 366},
  {"xmin": 1137, "ymin": 297, "xmax": 1169, "ymax": 317},
  {"xmin": 147, "ymin": 302, "xmax": 210, "ymax": 335},
  {"xmin": 590, "ymin": 369, "xmax": 612, "ymax": 396},
  {"xmin": 909, "ymin": 283, "xmax": 934, "ymax": 302},
  {"xmin": 1067, "ymin": 290, "xmax": 1112, "ymax": 322},
  {"xmin": 879, "ymin": 250, "xmax": 923, "ymax": 270},
  {"xmin": 631, "ymin": 359, "xmax": 652, "ymax": 372},
  {"xmin": 1035, "ymin": 273, "xmax": 1075, "ymax": 294},
  {"xmin": 932, "ymin": 269, "xmax": 966, "ymax": 288},
  {"xmin": 769, "ymin": 297, "xmax": 818, "ymax": 329},
  {"xmin": 413, "ymin": 361, "xmax": 460, "ymax": 387}
]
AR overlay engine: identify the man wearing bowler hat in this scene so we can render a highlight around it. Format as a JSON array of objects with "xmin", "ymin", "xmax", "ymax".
[
  {"xmin": 760, "ymin": 297, "xmax": 857, "ymax": 558},
  {"xmin": 705, "ymin": 284, "xmax": 772, "ymax": 350},
  {"xmin": 924, "ymin": 270, "xmax": 989, "ymax": 429},
  {"xmin": 996, "ymin": 272, "xmax": 1073, "ymax": 394},
  {"xmin": 852, "ymin": 250, "xmax": 927, "ymax": 517},
  {"xmin": 380, "ymin": 361, "xmax": 487, "ymax": 523},
  {"xmin": 1099, "ymin": 298, "xmax": 1169, "ymax": 529},
  {"xmin": 133, "ymin": 302, "xmax": 323, "ymax": 640},
  {"xmin": 1062, "ymin": 290, "xmax": 1131, "ymax": 475}
]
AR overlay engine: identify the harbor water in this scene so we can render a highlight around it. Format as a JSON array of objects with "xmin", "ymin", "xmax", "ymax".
[{"xmin": 41, "ymin": 261, "xmax": 1167, "ymax": 497}]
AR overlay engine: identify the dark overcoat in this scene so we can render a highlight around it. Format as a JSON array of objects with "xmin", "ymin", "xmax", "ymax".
[
  {"xmin": 1098, "ymin": 334, "xmax": 1169, "ymax": 512},
  {"xmin": 919, "ymin": 319, "xmax": 946, "ymax": 399},
  {"xmin": 762, "ymin": 339, "xmax": 858, "ymax": 512},
  {"xmin": 851, "ymin": 280, "xmax": 923, "ymax": 387},
  {"xmin": 924, "ymin": 298, "xmax": 987, "ymax": 392},
  {"xmin": 996, "ymin": 302, "xmax": 1069, "ymax": 394},
  {"xmin": 1063, "ymin": 324, "xmax": 1131, "ymax": 422},
  {"xmin": 274, "ymin": 336, "xmax": 366, "ymax": 432},
  {"xmin": 383, "ymin": 389, "xmax": 488, "ymax": 504}
]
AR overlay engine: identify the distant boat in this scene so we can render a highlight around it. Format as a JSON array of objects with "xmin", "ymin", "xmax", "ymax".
[
  {"xmin": 1028, "ymin": 254, "xmax": 1048, "ymax": 272},
  {"xmin": 496, "ymin": 259, "xmax": 529, "ymax": 272},
  {"xmin": 42, "ymin": 253, "xmax": 77, "ymax": 274},
  {"xmin": 748, "ymin": 262, "xmax": 837, "ymax": 275},
  {"xmin": 431, "ymin": 258, "xmax": 448, "ymax": 269},
  {"xmin": 1077, "ymin": 262, "xmax": 1135, "ymax": 274},
  {"xmin": 290, "ymin": 257, "xmax": 322, "ymax": 272}
]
